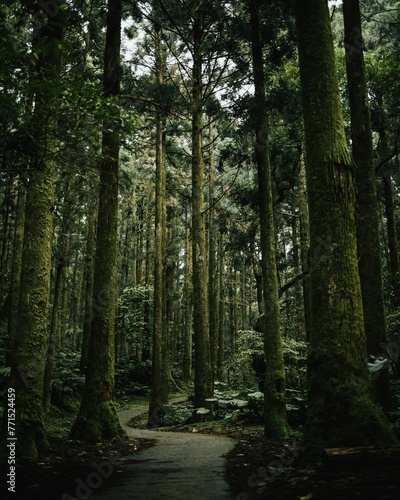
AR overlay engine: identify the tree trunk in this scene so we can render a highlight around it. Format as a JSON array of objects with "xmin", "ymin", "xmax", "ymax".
[
  {"xmin": 43, "ymin": 254, "xmax": 65, "ymax": 409},
  {"xmin": 80, "ymin": 204, "xmax": 97, "ymax": 372},
  {"xmin": 136, "ymin": 201, "xmax": 145, "ymax": 286},
  {"xmin": 71, "ymin": 0, "xmax": 124, "ymax": 442},
  {"xmin": 6, "ymin": 177, "xmax": 26, "ymax": 372},
  {"xmin": 163, "ymin": 240, "xmax": 173, "ymax": 398},
  {"xmin": 0, "ymin": 176, "xmax": 13, "ymax": 308},
  {"xmin": 295, "ymin": 0, "xmax": 396, "ymax": 455},
  {"xmin": 383, "ymin": 173, "xmax": 400, "ymax": 308},
  {"xmin": 249, "ymin": 0, "xmax": 289, "ymax": 438},
  {"xmin": 44, "ymin": 188, "xmax": 72, "ymax": 408},
  {"xmin": 229, "ymin": 263, "xmax": 238, "ymax": 356},
  {"xmin": 192, "ymin": 13, "xmax": 213, "ymax": 409},
  {"xmin": 250, "ymin": 235, "xmax": 264, "ymax": 316},
  {"xmin": 343, "ymin": 0, "xmax": 390, "ymax": 409},
  {"xmin": 374, "ymin": 93, "xmax": 400, "ymax": 310},
  {"xmin": 299, "ymin": 155, "xmax": 311, "ymax": 342},
  {"xmin": 149, "ymin": 25, "xmax": 168, "ymax": 426},
  {"xmin": 217, "ymin": 232, "xmax": 225, "ymax": 381},
  {"xmin": 208, "ymin": 119, "xmax": 218, "ymax": 378},
  {"xmin": 182, "ymin": 205, "xmax": 193, "ymax": 383},
  {"xmin": 3, "ymin": 8, "xmax": 66, "ymax": 460}
]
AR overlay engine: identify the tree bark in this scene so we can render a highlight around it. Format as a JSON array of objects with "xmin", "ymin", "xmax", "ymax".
[
  {"xmin": 0, "ymin": 176, "xmax": 13, "ymax": 308},
  {"xmin": 374, "ymin": 94, "xmax": 400, "ymax": 310},
  {"xmin": 71, "ymin": 0, "xmax": 124, "ymax": 442},
  {"xmin": 383, "ymin": 173, "xmax": 400, "ymax": 308},
  {"xmin": 3, "ymin": 8, "xmax": 66, "ymax": 460},
  {"xmin": 149, "ymin": 25, "xmax": 168, "ymax": 426},
  {"xmin": 299, "ymin": 155, "xmax": 311, "ymax": 341},
  {"xmin": 183, "ymin": 204, "xmax": 193, "ymax": 383},
  {"xmin": 6, "ymin": 177, "xmax": 26, "ymax": 375},
  {"xmin": 43, "ymin": 186, "xmax": 72, "ymax": 408},
  {"xmin": 295, "ymin": 0, "xmax": 396, "ymax": 455},
  {"xmin": 80, "ymin": 203, "xmax": 97, "ymax": 371},
  {"xmin": 343, "ymin": 0, "xmax": 390, "ymax": 409},
  {"xmin": 208, "ymin": 120, "xmax": 218, "ymax": 378},
  {"xmin": 217, "ymin": 232, "xmax": 225, "ymax": 381},
  {"xmin": 229, "ymin": 263, "xmax": 238, "ymax": 356},
  {"xmin": 249, "ymin": 0, "xmax": 289, "ymax": 438},
  {"xmin": 192, "ymin": 12, "xmax": 213, "ymax": 409}
]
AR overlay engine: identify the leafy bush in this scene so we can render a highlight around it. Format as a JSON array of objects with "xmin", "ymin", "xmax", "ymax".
[
  {"xmin": 115, "ymin": 359, "xmax": 151, "ymax": 398},
  {"xmin": 224, "ymin": 330, "xmax": 263, "ymax": 389},
  {"xmin": 117, "ymin": 285, "xmax": 153, "ymax": 361},
  {"xmin": 282, "ymin": 338, "xmax": 308, "ymax": 389},
  {"xmin": 222, "ymin": 331, "xmax": 308, "ymax": 426},
  {"xmin": 224, "ymin": 330, "xmax": 308, "ymax": 392},
  {"xmin": 159, "ymin": 385, "xmax": 265, "ymax": 426},
  {"xmin": 51, "ymin": 351, "xmax": 84, "ymax": 410}
]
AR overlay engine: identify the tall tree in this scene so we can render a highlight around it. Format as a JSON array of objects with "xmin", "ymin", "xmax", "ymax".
[
  {"xmin": 208, "ymin": 120, "xmax": 218, "ymax": 377},
  {"xmin": 182, "ymin": 204, "xmax": 193, "ymax": 383},
  {"xmin": 149, "ymin": 23, "xmax": 168, "ymax": 426},
  {"xmin": 2, "ymin": 5, "xmax": 66, "ymax": 460},
  {"xmin": 6, "ymin": 178, "xmax": 26, "ymax": 371},
  {"xmin": 342, "ymin": 0, "xmax": 390, "ymax": 408},
  {"xmin": 299, "ymin": 155, "xmax": 311, "ymax": 341},
  {"xmin": 295, "ymin": 0, "xmax": 396, "ymax": 454},
  {"xmin": 43, "ymin": 183, "xmax": 72, "ymax": 408},
  {"xmin": 248, "ymin": 0, "xmax": 289, "ymax": 438},
  {"xmin": 80, "ymin": 201, "xmax": 97, "ymax": 372},
  {"xmin": 191, "ymin": 4, "xmax": 213, "ymax": 408},
  {"xmin": 382, "ymin": 172, "xmax": 400, "ymax": 309},
  {"xmin": 71, "ymin": 0, "xmax": 124, "ymax": 442},
  {"xmin": 216, "ymin": 231, "xmax": 225, "ymax": 381}
]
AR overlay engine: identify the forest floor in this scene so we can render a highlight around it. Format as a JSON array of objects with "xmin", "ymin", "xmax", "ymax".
[
  {"xmin": 2, "ymin": 397, "xmax": 400, "ymax": 499},
  {"xmin": 128, "ymin": 399, "xmax": 400, "ymax": 499}
]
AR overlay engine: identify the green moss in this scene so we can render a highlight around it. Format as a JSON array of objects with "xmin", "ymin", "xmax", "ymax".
[
  {"xmin": 70, "ymin": 401, "xmax": 125, "ymax": 443},
  {"xmin": 296, "ymin": 0, "xmax": 398, "ymax": 456}
]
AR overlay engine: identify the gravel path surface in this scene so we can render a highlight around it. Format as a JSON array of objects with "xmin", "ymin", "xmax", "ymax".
[{"xmin": 92, "ymin": 401, "xmax": 236, "ymax": 500}]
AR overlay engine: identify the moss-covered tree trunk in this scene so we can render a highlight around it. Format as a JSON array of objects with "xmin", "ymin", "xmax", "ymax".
[
  {"xmin": 71, "ymin": 0, "xmax": 124, "ymax": 442},
  {"xmin": 192, "ymin": 12, "xmax": 213, "ymax": 408},
  {"xmin": 0, "ymin": 176, "xmax": 13, "ymax": 308},
  {"xmin": 43, "ymin": 191, "xmax": 72, "ymax": 408},
  {"xmin": 343, "ymin": 0, "xmax": 390, "ymax": 409},
  {"xmin": 295, "ymin": 0, "xmax": 396, "ymax": 454},
  {"xmin": 208, "ymin": 120, "xmax": 218, "ymax": 378},
  {"xmin": 383, "ymin": 172, "xmax": 400, "ymax": 308},
  {"xmin": 3, "ymin": 8, "xmax": 65, "ymax": 461},
  {"xmin": 299, "ymin": 155, "xmax": 311, "ymax": 342},
  {"xmin": 7, "ymin": 177, "xmax": 26, "ymax": 369},
  {"xmin": 216, "ymin": 232, "xmax": 225, "ymax": 382},
  {"xmin": 249, "ymin": 0, "xmax": 289, "ymax": 438},
  {"xmin": 80, "ymin": 203, "xmax": 96, "ymax": 372},
  {"xmin": 183, "ymin": 205, "xmax": 193, "ymax": 383},
  {"xmin": 374, "ymin": 96, "xmax": 400, "ymax": 309},
  {"xmin": 229, "ymin": 263, "xmax": 238, "ymax": 356},
  {"xmin": 43, "ymin": 254, "xmax": 65, "ymax": 408},
  {"xmin": 149, "ymin": 25, "xmax": 168, "ymax": 426}
]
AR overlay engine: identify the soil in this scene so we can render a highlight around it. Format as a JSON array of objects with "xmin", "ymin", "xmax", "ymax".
[
  {"xmin": 149, "ymin": 417, "xmax": 400, "ymax": 499},
  {"xmin": 223, "ymin": 429, "xmax": 400, "ymax": 499}
]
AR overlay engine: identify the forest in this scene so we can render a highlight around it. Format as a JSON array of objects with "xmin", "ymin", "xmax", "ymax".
[{"xmin": 1, "ymin": 0, "xmax": 400, "ymax": 498}]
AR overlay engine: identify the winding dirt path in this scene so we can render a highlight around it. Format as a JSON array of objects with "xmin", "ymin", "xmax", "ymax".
[{"xmin": 92, "ymin": 400, "xmax": 236, "ymax": 499}]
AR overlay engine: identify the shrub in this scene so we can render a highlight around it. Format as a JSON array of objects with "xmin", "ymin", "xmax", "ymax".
[
  {"xmin": 51, "ymin": 351, "xmax": 84, "ymax": 410},
  {"xmin": 115, "ymin": 359, "xmax": 152, "ymax": 398},
  {"xmin": 117, "ymin": 285, "xmax": 153, "ymax": 361}
]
